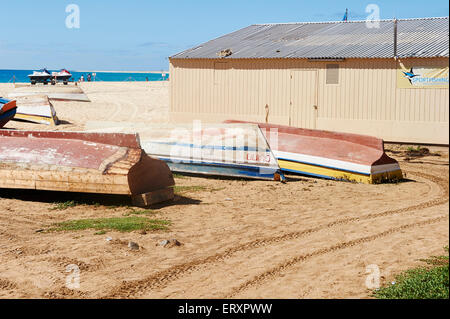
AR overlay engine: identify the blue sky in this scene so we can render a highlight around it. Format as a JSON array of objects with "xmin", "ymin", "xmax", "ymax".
[{"xmin": 0, "ymin": 0, "xmax": 448, "ymax": 71}]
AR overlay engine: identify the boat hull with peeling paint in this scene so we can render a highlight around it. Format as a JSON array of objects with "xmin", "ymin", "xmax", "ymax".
[
  {"xmin": 13, "ymin": 95, "xmax": 58, "ymax": 125},
  {"xmin": 0, "ymin": 130, "xmax": 175, "ymax": 206},
  {"xmin": 9, "ymin": 85, "xmax": 90, "ymax": 102},
  {"xmin": 85, "ymin": 122, "xmax": 285, "ymax": 181},
  {"xmin": 225, "ymin": 121, "xmax": 403, "ymax": 184}
]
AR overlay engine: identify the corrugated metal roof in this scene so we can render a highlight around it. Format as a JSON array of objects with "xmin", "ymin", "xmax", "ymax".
[{"xmin": 170, "ymin": 17, "xmax": 449, "ymax": 59}]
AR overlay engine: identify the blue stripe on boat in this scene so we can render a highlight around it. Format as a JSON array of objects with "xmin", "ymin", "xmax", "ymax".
[
  {"xmin": 149, "ymin": 141, "xmax": 270, "ymax": 152},
  {"xmin": 0, "ymin": 98, "xmax": 11, "ymax": 104},
  {"xmin": 156, "ymin": 157, "xmax": 284, "ymax": 181},
  {"xmin": 281, "ymin": 168, "xmax": 339, "ymax": 180}
]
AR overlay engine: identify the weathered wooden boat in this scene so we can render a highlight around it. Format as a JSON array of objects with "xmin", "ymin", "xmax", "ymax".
[
  {"xmin": 13, "ymin": 95, "xmax": 58, "ymax": 125},
  {"xmin": 0, "ymin": 98, "xmax": 17, "ymax": 128},
  {"xmin": 85, "ymin": 121, "xmax": 285, "ymax": 181},
  {"xmin": 0, "ymin": 130, "xmax": 175, "ymax": 206},
  {"xmin": 9, "ymin": 85, "xmax": 90, "ymax": 102},
  {"xmin": 225, "ymin": 121, "xmax": 403, "ymax": 184}
]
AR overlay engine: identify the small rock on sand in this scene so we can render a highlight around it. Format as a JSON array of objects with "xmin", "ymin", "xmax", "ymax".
[
  {"xmin": 158, "ymin": 240, "xmax": 169, "ymax": 247},
  {"xmin": 128, "ymin": 241, "xmax": 140, "ymax": 250},
  {"xmin": 157, "ymin": 239, "xmax": 181, "ymax": 248}
]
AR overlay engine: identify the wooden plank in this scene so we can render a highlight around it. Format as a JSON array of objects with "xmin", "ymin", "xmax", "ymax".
[{"xmin": 131, "ymin": 187, "xmax": 174, "ymax": 207}]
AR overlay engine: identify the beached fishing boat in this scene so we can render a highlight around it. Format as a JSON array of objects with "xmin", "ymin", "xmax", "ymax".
[
  {"xmin": 0, "ymin": 130, "xmax": 175, "ymax": 206},
  {"xmin": 9, "ymin": 85, "xmax": 90, "ymax": 102},
  {"xmin": 225, "ymin": 121, "xmax": 403, "ymax": 184},
  {"xmin": 13, "ymin": 95, "xmax": 58, "ymax": 125},
  {"xmin": 85, "ymin": 122, "xmax": 285, "ymax": 181},
  {"xmin": 28, "ymin": 69, "xmax": 52, "ymax": 85},
  {"xmin": 0, "ymin": 98, "xmax": 17, "ymax": 128}
]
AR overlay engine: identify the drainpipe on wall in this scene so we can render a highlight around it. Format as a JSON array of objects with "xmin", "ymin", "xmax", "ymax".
[{"xmin": 393, "ymin": 18, "xmax": 398, "ymax": 60}]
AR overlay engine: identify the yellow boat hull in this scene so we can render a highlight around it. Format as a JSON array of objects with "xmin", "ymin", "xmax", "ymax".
[{"xmin": 278, "ymin": 159, "xmax": 403, "ymax": 184}]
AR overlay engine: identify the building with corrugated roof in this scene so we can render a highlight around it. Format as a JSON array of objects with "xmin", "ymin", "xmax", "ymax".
[{"xmin": 169, "ymin": 17, "xmax": 449, "ymax": 144}]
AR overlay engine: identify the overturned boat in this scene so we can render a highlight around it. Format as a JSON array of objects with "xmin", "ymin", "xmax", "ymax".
[
  {"xmin": 85, "ymin": 121, "xmax": 285, "ymax": 181},
  {"xmin": 13, "ymin": 95, "xmax": 58, "ymax": 125},
  {"xmin": 0, "ymin": 130, "xmax": 175, "ymax": 206},
  {"xmin": 225, "ymin": 121, "xmax": 403, "ymax": 184},
  {"xmin": 9, "ymin": 85, "xmax": 90, "ymax": 102},
  {"xmin": 0, "ymin": 98, "xmax": 17, "ymax": 128}
]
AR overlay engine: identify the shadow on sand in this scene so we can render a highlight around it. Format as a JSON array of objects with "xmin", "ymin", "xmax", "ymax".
[{"xmin": 0, "ymin": 188, "xmax": 201, "ymax": 209}]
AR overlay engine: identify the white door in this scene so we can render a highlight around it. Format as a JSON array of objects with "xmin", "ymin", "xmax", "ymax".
[{"xmin": 290, "ymin": 70, "xmax": 318, "ymax": 128}]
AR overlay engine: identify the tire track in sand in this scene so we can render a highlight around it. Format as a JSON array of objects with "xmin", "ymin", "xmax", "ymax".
[
  {"xmin": 224, "ymin": 215, "xmax": 448, "ymax": 298},
  {"xmin": 106, "ymin": 171, "xmax": 448, "ymax": 298}
]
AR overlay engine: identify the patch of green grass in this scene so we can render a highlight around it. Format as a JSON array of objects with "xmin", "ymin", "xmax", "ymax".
[
  {"xmin": 407, "ymin": 145, "xmax": 422, "ymax": 152},
  {"xmin": 173, "ymin": 185, "xmax": 207, "ymax": 194},
  {"xmin": 172, "ymin": 185, "xmax": 225, "ymax": 195},
  {"xmin": 94, "ymin": 230, "xmax": 107, "ymax": 235},
  {"xmin": 106, "ymin": 204, "xmax": 131, "ymax": 210},
  {"xmin": 49, "ymin": 200, "xmax": 79, "ymax": 211},
  {"xmin": 374, "ymin": 247, "xmax": 449, "ymax": 299},
  {"xmin": 49, "ymin": 216, "xmax": 170, "ymax": 233},
  {"xmin": 123, "ymin": 209, "xmax": 155, "ymax": 216}
]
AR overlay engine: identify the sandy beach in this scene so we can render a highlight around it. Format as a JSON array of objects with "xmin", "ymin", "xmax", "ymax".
[
  {"xmin": 0, "ymin": 82, "xmax": 170, "ymax": 130},
  {"xmin": 0, "ymin": 82, "xmax": 448, "ymax": 298}
]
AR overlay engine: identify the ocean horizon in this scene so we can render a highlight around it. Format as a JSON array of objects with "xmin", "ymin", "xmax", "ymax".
[{"xmin": 0, "ymin": 69, "xmax": 168, "ymax": 83}]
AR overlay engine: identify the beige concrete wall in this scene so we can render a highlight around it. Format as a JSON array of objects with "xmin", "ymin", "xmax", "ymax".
[{"xmin": 169, "ymin": 57, "xmax": 449, "ymax": 144}]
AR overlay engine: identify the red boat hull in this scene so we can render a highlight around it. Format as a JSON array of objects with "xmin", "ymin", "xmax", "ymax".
[
  {"xmin": 225, "ymin": 120, "xmax": 403, "ymax": 183},
  {"xmin": 0, "ymin": 130, "xmax": 175, "ymax": 206}
]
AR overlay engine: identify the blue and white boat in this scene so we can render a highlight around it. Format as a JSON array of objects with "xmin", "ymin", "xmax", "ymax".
[{"xmin": 85, "ymin": 122, "xmax": 285, "ymax": 181}]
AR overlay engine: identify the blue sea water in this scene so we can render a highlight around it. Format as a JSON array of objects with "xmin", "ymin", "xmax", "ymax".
[{"xmin": 0, "ymin": 69, "xmax": 168, "ymax": 83}]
